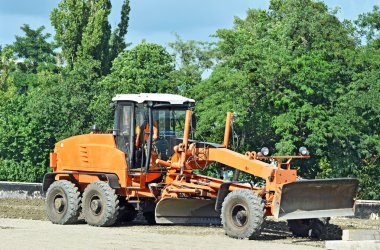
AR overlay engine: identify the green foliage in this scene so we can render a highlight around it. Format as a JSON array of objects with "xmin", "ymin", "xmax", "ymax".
[
  {"xmin": 0, "ymin": 46, "xmax": 16, "ymax": 90},
  {"xmin": 0, "ymin": 0, "xmax": 379, "ymax": 200},
  {"xmin": 50, "ymin": 0, "xmax": 88, "ymax": 68},
  {"xmin": 169, "ymin": 34, "xmax": 214, "ymax": 94},
  {"xmin": 330, "ymin": 47, "xmax": 380, "ymax": 199},
  {"xmin": 109, "ymin": 0, "xmax": 131, "ymax": 67},
  {"xmin": 0, "ymin": 0, "xmax": 132, "ymax": 182},
  {"xmin": 13, "ymin": 25, "xmax": 56, "ymax": 70},
  {"xmin": 0, "ymin": 86, "xmax": 51, "ymax": 182},
  {"xmin": 192, "ymin": 0, "xmax": 380, "ymax": 199},
  {"xmin": 356, "ymin": 5, "xmax": 380, "ymax": 46},
  {"xmin": 51, "ymin": 0, "xmax": 131, "ymax": 74},
  {"xmin": 0, "ymin": 22, "xmax": 101, "ymax": 182},
  {"xmin": 0, "ymin": 159, "xmax": 47, "ymax": 182},
  {"xmin": 79, "ymin": 0, "xmax": 111, "ymax": 74},
  {"xmin": 0, "ymin": 25, "xmax": 59, "ymax": 181}
]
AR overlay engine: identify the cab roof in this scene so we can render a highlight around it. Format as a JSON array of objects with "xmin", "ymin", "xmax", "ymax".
[{"xmin": 112, "ymin": 93, "xmax": 195, "ymax": 105}]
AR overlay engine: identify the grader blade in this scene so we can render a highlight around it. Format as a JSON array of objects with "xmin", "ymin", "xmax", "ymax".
[
  {"xmin": 155, "ymin": 198, "xmax": 221, "ymax": 225},
  {"xmin": 275, "ymin": 178, "xmax": 359, "ymax": 220}
]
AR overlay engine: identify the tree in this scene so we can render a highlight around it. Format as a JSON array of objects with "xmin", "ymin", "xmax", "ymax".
[
  {"xmin": 7, "ymin": 25, "xmax": 57, "ymax": 93},
  {"xmin": 90, "ymin": 42, "xmax": 176, "ymax": 130},
  {"xmin": 50, "ymin": 0, "xmax": 88, "ymax": 68},
  {"xmin": 169, "ymin": 34, "xmax": 214, "ymax": 95},
  {"xmin": 356, "ymin": 5, "xmax": 380, "ymax": 47},
  {"xmin": 192, "ymin": 0, "xmax": 357, "ymax": 178},
  {"xmin": 51, "ymin": 0, "xmax": 131, "ymax": 74},
  {"xmin": 13, "ymin": 25, "xmax": 56, "ymax": 71},
  {"xmin": 0, "ymin": 21, "xmax": 101, "ymax": 182},
  {"xmin": 79, "ymin": 0, "xmax": 112, "ymax": 74},
  {"xmin": 191, "ymin": 0, "xmax": 380, "ymax": 199},
  {"xmin": 0, "ymin": 0, "xmax": 379, "ymax": 200},
  {"xmin": 0, "ymin": 82, "xmax": 52, "ymax": 182},
  {"xmin": 0, "ymin": 46, "xmax": 15, "ymax": 90},
  {"xmin": 109, "ymin": 0, "xmax": 131, "ymax": 67},
  {"xmin": 325, "ymin": 21, "xmax": 380, "ymax": 199}
]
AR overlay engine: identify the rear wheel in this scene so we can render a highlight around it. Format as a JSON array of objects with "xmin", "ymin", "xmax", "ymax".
[
  {"xmin": 221, "ymin": 189, "xmax": 265, "ymax": 239},
  {"xmin": 45, "ymin": 180, "xmax": 81, "ymax": 224},
  {"xmin": 82, "ymin": 181, "xmax": 119, "ymax": 227}
]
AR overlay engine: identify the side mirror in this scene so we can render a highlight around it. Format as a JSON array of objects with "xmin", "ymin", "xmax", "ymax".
[
  {"xmin": 91, "ymin": 124, "xmax": 99, "ymax": 133},
  {"xmin": 191, "ymin": 113, "xmax": 197, "ymax": 130},
  {"xmin": 109, "ymin": 102, "xmax": 116, "ymax": 110}
]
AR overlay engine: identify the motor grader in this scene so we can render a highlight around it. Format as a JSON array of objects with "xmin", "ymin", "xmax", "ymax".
[{"xmin": 43, "ymin": 93, "xmax": 358, "ymax": 239}]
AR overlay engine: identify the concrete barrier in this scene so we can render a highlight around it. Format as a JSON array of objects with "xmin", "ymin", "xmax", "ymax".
[
  {"xmin": 342, "ymin": 229, "xmax": 380, "ymax": 241},
  {"xmin": 0, "ymin": 181, "xmax": 43, "ymax": 199},
  {"xmin": 326, "ymin": 229, "xmax": 380, "ymax": 250},
  {"xmin": 326, "ymin": 240, "xmax": 380, "ymax": 250},
  {"xmin": 355, "ymin": 200, "xmax": 380, "ymax": 220}
]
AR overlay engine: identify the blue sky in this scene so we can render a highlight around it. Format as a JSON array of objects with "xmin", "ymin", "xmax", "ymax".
[{"xmin": 0, "ymin": 0, "xmax": 379, "ymax": 47}]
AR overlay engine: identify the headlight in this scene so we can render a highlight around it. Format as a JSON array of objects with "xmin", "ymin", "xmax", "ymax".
[
  {"xmin": 299, "ymin": 146, "xmax": 309, "ymax": 156},
  {"xmin": 260, "ymin": 147, "xmax": 269, "ymax": 156}
]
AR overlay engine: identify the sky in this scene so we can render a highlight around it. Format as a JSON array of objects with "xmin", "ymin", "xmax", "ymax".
[{"xmin": 0, "ymin": 0, "xmax": 379, "ymax": 48}]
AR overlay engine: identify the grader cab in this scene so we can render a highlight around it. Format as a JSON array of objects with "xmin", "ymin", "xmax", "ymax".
[{"xmin": 43, "ymin": 93, "xmax": 358, "ymax": 239}]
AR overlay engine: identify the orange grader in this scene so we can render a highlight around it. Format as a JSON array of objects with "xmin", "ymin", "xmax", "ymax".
[{"xmin": 43, "ymin": 93, "xmax": 358, "ymax": 239}]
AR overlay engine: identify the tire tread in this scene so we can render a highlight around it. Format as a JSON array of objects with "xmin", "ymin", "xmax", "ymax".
[
  {"xmin": 45, "ymin": 180, "xmax": 81, "ymax": 225},
  {"xmin": 221, "ymin": 189, "xmax": 265, "ymax": 239},
  {"xmin": 82, "ymin": 181, "xmax": 119, "ymax": 227}
]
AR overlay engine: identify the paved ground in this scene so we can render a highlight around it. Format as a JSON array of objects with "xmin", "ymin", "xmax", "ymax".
[
  {"xmin": 0, "ymin": 198, "xmax": 379, "ymax": 250},
  {"xmin": 0, "ymin": 218, "xmax": 325, "ymax": 250}
]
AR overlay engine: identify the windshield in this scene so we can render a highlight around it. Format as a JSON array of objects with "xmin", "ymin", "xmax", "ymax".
[
  {"xmin": 152, "ymin": 108, "xmax": 189, "ymax": 160},
  {"xmin": 153, "ymin": 109, "xmax": 187, "ymax": 139}
]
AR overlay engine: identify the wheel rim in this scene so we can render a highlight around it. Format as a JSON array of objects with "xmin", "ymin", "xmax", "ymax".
[
  {"xmin": 89, "ymin": 195, "xmax": 102, "ymax": 216},
  {"xmin": 53, "ymin": 194, "xmax": 66, "ymax": 214},
  {"xmin": 231, "ymin": 204, "xmax": 248, "ymax": 227}
]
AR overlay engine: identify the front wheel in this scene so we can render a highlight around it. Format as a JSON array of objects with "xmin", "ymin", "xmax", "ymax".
[
  {"xmin": 45, "ymin": 180, "xmax": 81, "ymax": 224},
  {"xmin": 221, "ymin": 189, "xmax": 265, "ymax": 239},
  {"xmin": 82, "ymin": 181, "xmax": 119, "ymax": 227}
]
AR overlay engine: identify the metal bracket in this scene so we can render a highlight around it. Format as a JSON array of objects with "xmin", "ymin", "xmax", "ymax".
[
  {"xmin": 215, "ymin": 182, "xmax": 233, "ymax": 212},
  {"xmin": 101, "ymin": 173, "xmax": 121, "ymax": 189}
]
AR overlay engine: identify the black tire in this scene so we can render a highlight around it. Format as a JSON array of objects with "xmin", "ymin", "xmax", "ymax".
[
  {"xmin": 324, "ymin": 223, "xmax": 343, "ymax": 240},
  {"xmin": 288, "ymin": 219, "xmax": 311, "ymax": 237},
  {"xmin": 82, "ymin": 181, "xmax": 119, "ymax": 227},
  {"xmin": 143, "ymin": 212, "xmax": 156, "ymax": 225},
  {"xmin": 118, "ymin": 199, "xmax": 137, "ymax": 223},
  {"xmin": 221, "ymin": 189, "xmax": 265, "ymax": 239},
  {"xmin": 123, "ymin": 205, "xmax": 138, "ymax": 222},
  {"xmin": 287, "ymin": 218, "xmax": 327, "ymax": 238},
  {"xmin": 45, "ymin": 180, "xmax": 81, "ymax": 225}
]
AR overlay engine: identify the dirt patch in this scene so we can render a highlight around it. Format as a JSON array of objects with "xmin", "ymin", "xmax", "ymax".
[
  {"xmin": 330, "ymin": 217, "xmax": 380, "ymax": 230},
  {"xmin": 0, "ymin": 198, "xmax": 46, "ymax": 221}
]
